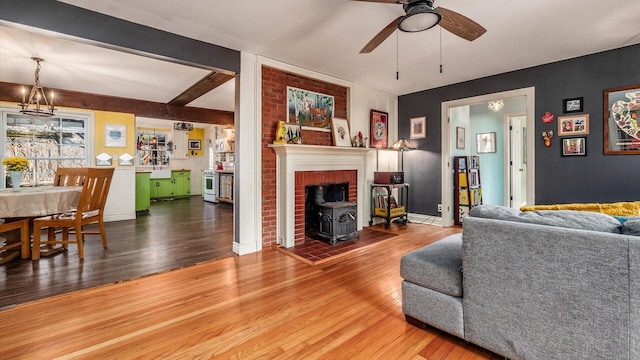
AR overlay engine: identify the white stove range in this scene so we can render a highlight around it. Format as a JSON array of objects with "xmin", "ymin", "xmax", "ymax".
[{"xmin": 203, "ymin": 169, "xmax": 217, "ymax": 203}]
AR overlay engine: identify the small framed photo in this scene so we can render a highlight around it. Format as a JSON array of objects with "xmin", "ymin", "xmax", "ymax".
[
  {"xmin": 331, "ymin": 118, "xmax": 352, "ymax": 147},
  {"xmin": 370, "ymin": 109, "xmax": 388, "ymax": 148},
  {"xmin": 456, "ymin": 127, "xmax": 465, "ymax": 149},
  {"xmin": 105, "ymin": 123, "xmax": 126, "ymax": 148},
  {"xmin": 563, "ymin": 97, "xmax": 583, "ymax": 113},
  {"xmin": 188, "ymin": 139, "xmax": 201, "ymax": 150},
  {"xmin": 284, "ymin": 123, "xmax": 302, "ymax": 144},
  {"xmin": 476, "ymin": 132, "xmax": 496, "ymax": 153},
  {"xmin": 561, "ymin": 137, "xmax": 587, "ymax": 157},
  {"xmin": 409, "ymin": 116, "xmax": 426, "ymax": 139},
  {"xmin": 558, "ymin": 114, "xmax": 589, "ymax": 136}
]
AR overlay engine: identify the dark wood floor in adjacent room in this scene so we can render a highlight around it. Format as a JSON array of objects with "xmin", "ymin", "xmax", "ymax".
[
  {"xmin": 0, "ymin": 196, "xmax": 234, "ymax": 309},
  {"xmin": 0, "ymin": 216, "xmax": 501, "ymax": 359}
]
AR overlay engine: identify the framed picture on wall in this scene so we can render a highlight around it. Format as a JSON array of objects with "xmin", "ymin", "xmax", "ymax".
[
  {"xmin": 286, "ymin": 86, "xmax": 334, "ymax": 131},
  {"xmin": 562, "ymin": 97, "xmax": 583, "ymax": 113},
  {"xmin": 104, "ymin": 123, "xmax": 126, "ymax": 148},
  {"xmin": 558, "ymin": 114, "xmax": 589, "ymax": 136},
  {"xmin": 476, "ymin": 132, "xmax": 496, "ymax": 153},
  {"xmin": 370, "ymin": 109, "xmax": 388, "ymax": 148},
  {"xmin": 410, "ymin": 116, "xmax": 426, "ymax": 139},
  {"xmin": 561, "ymin": 137, "xmax": 587, "ymax": 156},
  {"xmin": 456, "ymin": 127, "xmax": 465, "ymax": 149},
  {"xmin": 604, "ymin": 84, "xmax": 640, "ymax": 155},
  {"xmin": 188, "ymin": 139, "xmax": 201, "ymax": 150}
]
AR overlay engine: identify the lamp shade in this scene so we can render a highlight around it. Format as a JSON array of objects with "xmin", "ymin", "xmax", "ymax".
[{"xmin": 388, "ymin": 138, "xmax": 416, "ymax": 151}]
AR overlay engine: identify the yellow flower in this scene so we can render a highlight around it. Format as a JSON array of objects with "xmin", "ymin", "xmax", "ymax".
[{"xmin": 2, "ymin": 157, "xmax": 30, "ymax": 172}]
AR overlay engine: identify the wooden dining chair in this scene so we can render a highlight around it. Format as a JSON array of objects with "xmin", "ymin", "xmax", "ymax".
[
  {"xmin": 0, "ymin": 219, "xmax": 30, "ymax": 261},
  {"xmin": 32, "ymin": 168, "xmax": 114, "ymax": 260},
  {"xmin": 53, "ymin": 167, "xmax": 88, "ymax": 187}
]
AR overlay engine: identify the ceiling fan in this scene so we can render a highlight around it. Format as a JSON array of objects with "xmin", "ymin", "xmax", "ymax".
[{"xmin": 355, "ymin": 0, "xmax": 486, "ymax": 53}]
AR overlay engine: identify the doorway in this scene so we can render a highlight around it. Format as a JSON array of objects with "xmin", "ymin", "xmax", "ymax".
[{"xmin": 440, "ymin": 87, "xmax": 535, "ymax": 227}]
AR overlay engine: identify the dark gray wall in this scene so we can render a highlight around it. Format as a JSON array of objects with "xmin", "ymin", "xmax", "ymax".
[
  {"xmin": 0, "ymin": 0, "xmax": 240, "ymax": 73},
  {"xmin": 399, "ymin": 44, "xmax": 640, "ymax": 216}
]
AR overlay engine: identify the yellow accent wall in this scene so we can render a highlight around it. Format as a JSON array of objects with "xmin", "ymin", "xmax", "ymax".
[
  {"xmin": 93, "ymin": 110, "xmax": 136, "ymax": 166},
  {"xmin": 187, "ymin": 128, "xmax": 205, "ymax": 157}
]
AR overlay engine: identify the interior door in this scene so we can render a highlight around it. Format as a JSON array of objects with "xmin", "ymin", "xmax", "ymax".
[{"xmin": 508, "ymin": 114, "xmax": 527, "ymax": 208}]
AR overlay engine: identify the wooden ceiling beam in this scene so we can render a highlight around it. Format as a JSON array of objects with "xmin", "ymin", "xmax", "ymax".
[
  {"xmin": 169, "ymin": 72, "xmax": 236, "ymax": 107},
  {"xmin": 0, "ymin": 81, "xmax": 234, "ymax": 126}
]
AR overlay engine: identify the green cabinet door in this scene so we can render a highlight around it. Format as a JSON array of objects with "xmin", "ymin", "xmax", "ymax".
[
  {"xmin": 150, "ymin": 178, "xmax": 172, "ymax": 199},
  {"xmin": 171, "ymin": 171, "xmax": 190, "ymax": 198},
  {"xmin": 135, "ymin": 173, "xmax": 151, "ymax": 211}
]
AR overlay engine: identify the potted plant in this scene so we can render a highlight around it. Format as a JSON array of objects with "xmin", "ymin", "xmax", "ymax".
[{"xmin": 2, "ymin": 157, "xmax": 30, "ymax": 191}]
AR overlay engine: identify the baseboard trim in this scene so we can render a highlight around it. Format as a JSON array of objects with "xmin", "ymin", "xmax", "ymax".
[{"xmin": 407, "ymin": 213, "xmax": 443, "ymax": 226}]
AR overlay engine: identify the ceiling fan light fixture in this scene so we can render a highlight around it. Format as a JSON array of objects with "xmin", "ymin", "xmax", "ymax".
[{"xmin": 399, "ymin": 1, "xmax": 441, "ymax": 32}]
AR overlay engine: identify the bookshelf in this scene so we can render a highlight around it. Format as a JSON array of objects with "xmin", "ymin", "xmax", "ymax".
[
  {"xmin": 369, "ymin": 183, "xmax": 409, "ymax": 229},
  {"xmin": 453, "ymin": 156, "xmax": 482, "ymax": 225}
]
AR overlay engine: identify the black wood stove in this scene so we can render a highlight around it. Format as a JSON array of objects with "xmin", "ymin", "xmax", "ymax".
[{"xmin": 306, "ymin": 183, "xmax": 358, "ymax": 245}]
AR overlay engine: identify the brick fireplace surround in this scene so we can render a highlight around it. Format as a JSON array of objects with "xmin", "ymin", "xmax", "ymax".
[{"xmin": 270, "ymin": 144, "xmax": 370, "ymax": 248}]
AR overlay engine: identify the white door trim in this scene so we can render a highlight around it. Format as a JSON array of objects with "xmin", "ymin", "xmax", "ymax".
[{"xmin": 440, "ymin": 87, "xmax": 536, "ymax": 227}]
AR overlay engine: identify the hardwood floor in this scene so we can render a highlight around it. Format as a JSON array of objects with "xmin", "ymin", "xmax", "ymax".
[
  {"xmin": 0, "ymin": 196, "xmax": 234, "ymax": 309},
  {"xmin": 0, "ymin": 219, "xmax": 502, "ymax": 359}
]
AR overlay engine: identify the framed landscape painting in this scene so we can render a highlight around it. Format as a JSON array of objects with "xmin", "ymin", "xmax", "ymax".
[{"xmin": 286, "ymin": 86, "xmax": 334, "ymax": 131}]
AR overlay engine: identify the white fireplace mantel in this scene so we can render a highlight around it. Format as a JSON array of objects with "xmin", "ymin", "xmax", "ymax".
[{"xmin": 269, "ymin": 144, "xmax": 371, "ymax": 248}]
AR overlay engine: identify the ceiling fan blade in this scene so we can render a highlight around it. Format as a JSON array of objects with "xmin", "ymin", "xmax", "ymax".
[
  {"xmin": 360, "ymin": 16, "xmax": 402, "ymax": 54},
  {"xmin": 351, "ymin": 0, "xmax": 401, "ymax": 3},
  {"xmin": 437, "ymin": 7, "xmax": 486, "ymax": 41}
]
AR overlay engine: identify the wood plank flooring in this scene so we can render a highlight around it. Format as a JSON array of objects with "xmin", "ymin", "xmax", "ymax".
[
  {"xmin": 0, "ymin": 196, "xmax": 234, "ymax": 309},
  {"xmin": 0, "ymin": 219, "xmax": 502, "ymax": 359}
]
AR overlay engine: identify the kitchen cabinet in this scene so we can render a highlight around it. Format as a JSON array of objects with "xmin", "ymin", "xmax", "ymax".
[
  {"xmin": 135, "ymin": 172, "xmax": 151, "ymax": 212},
  {"xmin": 171, "ymin": 170, "xmax": 190, "ymax": 198},
  {"xmin": 149, "ymin": 170, "xmax": 190, "ymax": 199},
  {"xmin": 150, "ymin": 178, "xmax": 172, "ymax": 199}
]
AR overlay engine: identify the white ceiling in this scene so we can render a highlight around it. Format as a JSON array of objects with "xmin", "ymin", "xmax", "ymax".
[{"xmin": 2, "ymin": 0, "xmax": 639, "ymax": 112}]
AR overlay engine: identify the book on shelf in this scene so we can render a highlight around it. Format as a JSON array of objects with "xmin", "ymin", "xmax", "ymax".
[{"xmin": 375, "ymin": 194, "xmax": 397, "ymax": 209}]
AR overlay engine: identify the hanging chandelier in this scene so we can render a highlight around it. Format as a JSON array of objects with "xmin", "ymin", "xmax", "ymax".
[
  {"xmin": 19, "ymin": 57, "xmax": 55, "ymax": 117},
  {"xmin": 488, "ymin": 100, "xmax": 504, "ymax": 112}
]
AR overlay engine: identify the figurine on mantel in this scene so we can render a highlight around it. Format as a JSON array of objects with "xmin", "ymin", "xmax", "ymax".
[
  {"xmin": 273, "ymin": 120, "xmax": 286, "ymax": 145},
  {"xmin": 352, "ymin": 131, "xmax": 367, "ymax": 148}
]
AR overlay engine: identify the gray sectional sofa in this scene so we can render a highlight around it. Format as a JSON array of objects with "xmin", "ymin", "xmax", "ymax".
[{"xmin": 401, "ymin": 205, "xmax": 640, "ymax": 360}]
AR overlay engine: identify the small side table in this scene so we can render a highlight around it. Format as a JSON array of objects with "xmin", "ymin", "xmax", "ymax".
[{"xmin": 369, "ymin": 183, "xmax": 409, "ymax": 229}]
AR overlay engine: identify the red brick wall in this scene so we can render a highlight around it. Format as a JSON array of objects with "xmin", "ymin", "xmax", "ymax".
[
  {"xmin": 294, "ymin": 170, "xmax": 357, "ymax": 245},
  {"xmin": 261, "ymin": 66, "xmax": 349, "ymax": 247}
]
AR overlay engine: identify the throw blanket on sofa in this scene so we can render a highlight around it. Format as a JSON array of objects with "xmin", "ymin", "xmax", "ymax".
[{"xmin": 520, "ymin": 200, "xmax": 640, "ymax": 216}]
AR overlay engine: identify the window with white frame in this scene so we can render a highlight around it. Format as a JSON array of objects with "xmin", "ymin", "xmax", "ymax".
[{"xmin": 2, "ymin": 111, "xmax": 92, "ymax": 188}]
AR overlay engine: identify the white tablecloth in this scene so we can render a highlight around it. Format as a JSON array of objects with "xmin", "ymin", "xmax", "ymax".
[{"xmin": 0, "ymin": 186, "xmax": 82, "ymax": 218}]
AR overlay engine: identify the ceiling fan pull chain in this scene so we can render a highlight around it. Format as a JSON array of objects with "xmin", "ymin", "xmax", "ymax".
[
  {"xmin": 396, "ymin": 30, "xmax": 399, "ymax": 80},
  {"xmin": 439, "ymin": 26, "xmax": 443, "ymax": 74}
]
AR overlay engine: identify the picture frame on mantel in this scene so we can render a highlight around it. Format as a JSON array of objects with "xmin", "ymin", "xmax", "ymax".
[
  {"xmin": 370, "ymin": 109, "xmax": 388, "ymax": 148},
  {"xmin": 331, "ymin": 118, "xmax": 352, "ymax": 147},
  {"xmin": 603, "ymin": 84, "xmax": 640, "ymax": 155}
]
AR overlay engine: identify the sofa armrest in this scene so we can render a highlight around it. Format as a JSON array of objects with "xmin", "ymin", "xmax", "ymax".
[{"xmin": 462, "ymin": 216, "xmax": 632, "ymax": 360}]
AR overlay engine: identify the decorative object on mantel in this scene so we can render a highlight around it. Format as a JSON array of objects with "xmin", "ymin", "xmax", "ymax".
[
  {"xmin": 2, "ymin": 157, "xmax": 29, "ymax": 191},
  {"xmin": 284, "ymin": 123, "xmax": 302, "ymax": 144},
  {"xmin": 331, "ymin": 118, "xmax": 352, "ymax": 147},
  {"xmin": 273, "ymin": 120, "xmax": 287, "ymax": 144},
  {"xmin": 370, "ymin": 109, "xmax": 388, "ymax": 148},
  {"xmin": 389, "ymin": 138, "xmax": 416, "ymax": 172},
  {"xmin": 541, "ymin": 130, "xmax": 554, "ymax": 147},
  {"xmin": 96, "ymin": 153, "xmax": 112, "ymax": 166},
  {"xmin": 541, "ymin": 112, "xmax": 555, "ymax": 123},
  {"xmin": 352, "ymin": 131, "xmax": 367, "ymax": 148},
  {"xmin": 604, "ymin": 84, "xmax": 640, "ymax": 155},
  {"xmin": 18, "ymin": 57, "xmax": 55, "ymax": 117}
]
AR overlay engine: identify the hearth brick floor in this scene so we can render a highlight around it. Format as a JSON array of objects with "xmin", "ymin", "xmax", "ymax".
[{"xmin": 276, "ymin": 226, "xmax": 397, "ymax": 265}]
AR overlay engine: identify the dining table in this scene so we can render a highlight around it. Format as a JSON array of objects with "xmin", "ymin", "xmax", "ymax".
[{"xmin": 0, "ymin": 186, "xmax": 82, "ymax": 262}]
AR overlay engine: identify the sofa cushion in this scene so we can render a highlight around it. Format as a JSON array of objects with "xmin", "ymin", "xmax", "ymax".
[
  {"xmin": 623, "ymin": 217, "xmax": 640, "ymax": 236},
  {"xmin": 400, "ymin": 234, "xmax": 463, "ymax": 297},
  {"xmin": 470, "ymin": 204, "xmax": 622, "ymax": 234}
]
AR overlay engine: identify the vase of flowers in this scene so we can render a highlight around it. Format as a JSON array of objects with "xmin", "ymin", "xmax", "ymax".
[{"xmin": 2, "ymin": 157, "xmax": 29, "ymax": 191}]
